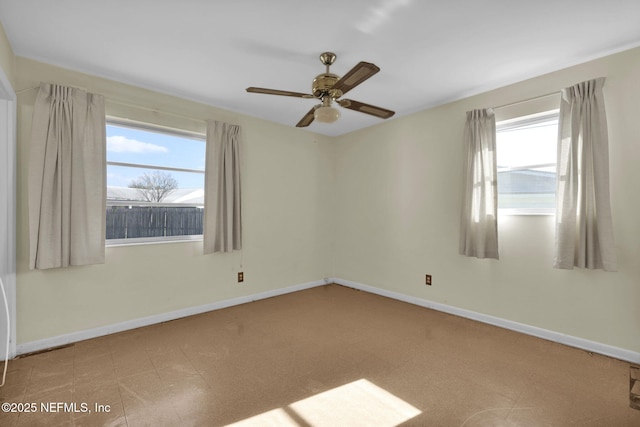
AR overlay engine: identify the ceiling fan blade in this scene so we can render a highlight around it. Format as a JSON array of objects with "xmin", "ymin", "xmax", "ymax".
[
  {"xmin": 338, "ymin": 99, "xmax": 395, "ymax": 119},
  {"xmin": 246, "ymin": 87, "xmax": 314, "ymax": 98},
  {"xmin": 331, "ymin": 62, "xmax": 380, "ymax": 95},
  {"xmin": 296, "ymin": 106, "xmax": 317, "ymax": 127}
]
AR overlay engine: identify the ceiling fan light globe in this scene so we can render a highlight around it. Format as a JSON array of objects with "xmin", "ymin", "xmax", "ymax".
[{"xmin": 314, "ymin": 106, "xmax": 340, "ymax": 123}]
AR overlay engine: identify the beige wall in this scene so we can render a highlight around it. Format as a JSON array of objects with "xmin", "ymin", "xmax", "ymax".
[
  {"xmin": 0, "ymin": 21, "xmax": 15, "ymax": 86},
  {"xmin": 15, "ymin": 58, "xmax": 334, "ymax": 343},
  {"xmin": 333, "ymin": 47, "xmax": 640, "ymax": 353},
  {"xmin": 13, "ymin": 45, "xmax": 640, "ymax": 355}
]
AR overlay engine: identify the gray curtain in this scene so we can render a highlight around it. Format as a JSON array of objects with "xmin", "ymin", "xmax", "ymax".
[
  {"xmin": 459, "ymin": 109, "xmax": 499, "ymax": 259},
  {"xmin": 554, "ymin": 78, "xmax": 616, "ymax": 271},
  {"xmin": 203, "ymin": 120, "xmax": 242, "ymax": 254},
  {"xmin": 28, "ymin": 83, "xmax": 106, "ymax": 270}
]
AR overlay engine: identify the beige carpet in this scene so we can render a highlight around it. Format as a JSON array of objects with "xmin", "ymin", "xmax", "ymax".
[{"xmin": 1, "ymin": 284, "xmax": 638, "ymax": 426}]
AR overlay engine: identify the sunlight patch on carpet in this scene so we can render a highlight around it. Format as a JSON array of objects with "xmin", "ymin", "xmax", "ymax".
[{"xmin": 226, "ymin": 378, "xmax": 421, "ymax": 426}]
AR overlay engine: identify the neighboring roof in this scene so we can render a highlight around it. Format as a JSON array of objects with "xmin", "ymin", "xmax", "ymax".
[
  {"xmin": 107, "ymin": 187, "xmax": 204, "ymax": 204},
  {"xmin": 498, "ymin": 169, "xmax": 555, "ymax": 194}
]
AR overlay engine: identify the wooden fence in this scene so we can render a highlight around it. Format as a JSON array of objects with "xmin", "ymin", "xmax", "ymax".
[{"xmin": 106, "ymin": 206, "xmax": 204, "ymax": 239}]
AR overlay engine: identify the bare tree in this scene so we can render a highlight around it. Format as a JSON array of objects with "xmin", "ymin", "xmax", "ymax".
[{"xmin": 129, "ymin": 171, "xmax": 178, "ymax": 202}]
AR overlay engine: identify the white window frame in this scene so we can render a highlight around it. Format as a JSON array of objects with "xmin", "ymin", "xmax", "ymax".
[
  {"xmin": 496, "ymin": 109, "xmax": 559, "ymax": 216},
  {"xmin": 106, "ymin": 117, "xmax": 206, "ymax": 246}
]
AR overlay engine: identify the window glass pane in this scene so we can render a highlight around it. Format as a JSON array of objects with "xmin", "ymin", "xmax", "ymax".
[
  {"xmin": 107, "ymin": 165, "xmax": 204, "ymax": 203},
  {"xmin": 106, "ymin": 124, "xmax": 205, "ymax": 171},
  {"xmin": 496, "ymin": 111, "xmax": 558, "ymax": 212},
  {"xmin": 106, "ymin": 121, "xmax": 205, "ymax": 243},
  {"xmin": 498, "ymin": 167, "xmax": 556, "ymax": 209},
  {"xmin": 496, "ymin": 119, "xmax": 557, "ymax": 169}
]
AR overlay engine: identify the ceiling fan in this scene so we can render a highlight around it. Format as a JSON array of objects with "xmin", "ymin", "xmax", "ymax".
[{"xmin": 246, "ymin": 52, "xmax": 395, "ymax": 127}]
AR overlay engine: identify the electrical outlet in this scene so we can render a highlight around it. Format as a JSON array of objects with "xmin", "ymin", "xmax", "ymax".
[
  {"xmin": 238, "ymin": 272, "xmax": 244, "ymax": 283},
  {"xmin": 425, "ymin": 274, "xmax": 432, "ymax": 286}
]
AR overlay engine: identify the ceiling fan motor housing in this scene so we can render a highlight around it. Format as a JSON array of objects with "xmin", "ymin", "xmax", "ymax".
[{"xmin": 312, "ymin": 73, "xmax": 343, "ymax": 99}]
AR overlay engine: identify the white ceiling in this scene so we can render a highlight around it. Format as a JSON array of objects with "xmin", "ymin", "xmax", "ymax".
[{"xmin": 2, "ymin": 0, "xmax": 640, "ymax": 136}]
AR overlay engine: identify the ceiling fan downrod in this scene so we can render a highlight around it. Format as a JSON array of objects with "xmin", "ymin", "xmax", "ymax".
[{"xmin": 319, "ymin": 52, "xmax": 337, "ymax": 73}]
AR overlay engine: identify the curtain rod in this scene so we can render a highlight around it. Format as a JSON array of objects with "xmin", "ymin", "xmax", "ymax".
[
  {"xmin": 493, "ymin": 91, "xmax": 561, "ymax": 110},
  {"xmin": 15, "ymin": 83, "xmax": 89, "ymax": 94},
  {"xmin": 15, "ymin": 83, "xmax": 208, "ymax": 124},
  {"xmin": 106, "ymin": 98, "xmax": 207, "ymax": 124},
  {"xmin": 15, "ymin": 85, "xmax": 39, "ymax": 95}
]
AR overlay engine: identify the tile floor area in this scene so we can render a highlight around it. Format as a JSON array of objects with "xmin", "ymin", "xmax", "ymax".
[{"xmin": 0, "ymin": 284, "xmax": 639, "ymax": 426}]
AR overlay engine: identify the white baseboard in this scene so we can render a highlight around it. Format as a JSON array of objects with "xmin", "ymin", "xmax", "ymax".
[
  {"xmin": 16, "ymin": 279, "xmax": 329, "ymax": 356},
  {"xmin": 16, "ymin": 276, "xmax": 640, "ymax": 364},
  {"xmin": 330, "ymin": 277, "xmax": 640, "ymax": 364}
]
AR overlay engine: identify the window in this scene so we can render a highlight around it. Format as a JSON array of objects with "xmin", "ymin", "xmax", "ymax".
[
  {"xmin": 106, "ymin": 118, "xmax": 205, "ymax": 244},
  {"xmin": 496, "ymin": 110, "xmax": 559, "ymax": 215}
]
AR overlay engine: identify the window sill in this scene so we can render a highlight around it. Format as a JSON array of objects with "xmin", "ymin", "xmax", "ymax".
[
  {"xmin": 106, "ymin": 235, "xmax": 203, "ymax": 247},
  {"xmin": 499, "ymin": 209, "xmax": 555, "ymax": 216}
]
